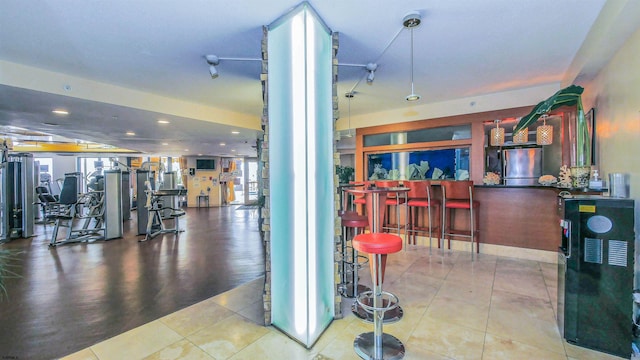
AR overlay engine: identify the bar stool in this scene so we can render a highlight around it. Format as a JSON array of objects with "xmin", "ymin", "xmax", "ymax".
[
  {"xmin": 374, "ymin": 180, "xmax": 407, "ymax": 236},
  {"xmin": 441, "ymin": 180, "xmax": 480, "ymax": 257},
  {"xmin": 340, "ymin": 211, "xmax": 370, "ymax": 298},
  {"xmin": 353, "ymin": 232, "xmax": 405, "ymax": 360},
  {"xmin": 351, "ymin": 181, "xmax": 371, "ymax": 215},
  {"xmin": 405, "ymin": 180, "xmax": 440, "ymax": 250}
]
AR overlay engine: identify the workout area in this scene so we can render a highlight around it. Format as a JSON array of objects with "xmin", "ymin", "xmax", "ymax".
[{"xmin": 0, "ymin": 151, "xmax": 264, "ymax": 359}]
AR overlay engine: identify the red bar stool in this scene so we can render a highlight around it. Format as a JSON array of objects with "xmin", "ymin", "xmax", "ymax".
[
  {"xmin": 353, "ymin": 232, "xmax": 405, "ymax": 360},
  {"xmin": 340, "ymin": 211, "xmax": 370, "ymax": 298},
  {"xmin": 441, "ymin": 180, "xmax": 480, "ymax": 257},
  {"xmin": 405, "ymin": 180, "xmax": 440, "ymax": 250},
  {"xmin": 346, "ymin": 186, "xmax": 405, "ymax": 324},
  {"xmin": 350, "ymin": 181, "xmax": 371, "ymax": 215},
  {"xmin": 374, "ymin": 180, "xmax": 407, "ymax": 237}
]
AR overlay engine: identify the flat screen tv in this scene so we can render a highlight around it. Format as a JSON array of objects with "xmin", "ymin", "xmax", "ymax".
[{"xmin": 196, "ymin": 159, "xmax": 216, "ymax": 170}]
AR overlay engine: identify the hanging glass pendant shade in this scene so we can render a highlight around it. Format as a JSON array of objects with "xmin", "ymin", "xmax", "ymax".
[
  {"xmin": 512, "ymin": 119, "xmax": 528, "ymax": 144},
  {"xmin": 490, "ymin": 120, "xmax": 504, "ymax": 146},
  {"xmin": 536, "ymin": 115, "xmax": 553, "ymax": 145}
]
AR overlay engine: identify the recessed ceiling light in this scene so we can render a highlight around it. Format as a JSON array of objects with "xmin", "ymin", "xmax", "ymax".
[
  {"xmin": 184, "ymin": 149, "xmax": 189, "ymax": 151},
  {"xmin": 231, "ymin": 131, "xmax": 240, "ymax": 134},
  {"xmin": 198, "ymin": 153, "xmax": 203, "ymax": 156},
  {"xmin": 52, "ymin": 109, "xmax": 69, "ymax": 115},
  {"xmin": 231, "ymin": 149, "xmax": 236, "ymax": 152},
  {"xmin": 220, "ymin": 142, "xmax": 226, "ymax": 146},
  {"xmin": 162, "ymin": 142, "xmax": 168, "ymax": 146},
  {"xmin": 157, "ymin": 119, "xmax": 170, "ymax": 124},
  {"xmin": 125, "ymin": 131, "xmax": 135, "ymax": 136}
]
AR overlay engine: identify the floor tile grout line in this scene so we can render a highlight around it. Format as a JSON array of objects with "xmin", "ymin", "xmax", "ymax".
[{"xmin": 479, "ymin": 253, "xmax": 498, "ymax": 359}]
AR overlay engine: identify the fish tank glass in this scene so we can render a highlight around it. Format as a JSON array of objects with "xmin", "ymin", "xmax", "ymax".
[
  {"xmin": 363, "ymin": 125, "xmax": 471, "ymax": 147},
  {"xmin": 367, "ymin": 147, "xmax": 470, "ymax": 181}
]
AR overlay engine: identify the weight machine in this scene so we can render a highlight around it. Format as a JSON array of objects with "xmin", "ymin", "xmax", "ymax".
[
  {"xmin": 48, "ymin": 171, "xmax": 123, "ymax": 247},
  {"xmin": 139, "ymin": 179, "xmax": 186, "ymax": 242},
  {"xmin": 0, "ymin": 152, "xmax": 35, "ymax": 241}
]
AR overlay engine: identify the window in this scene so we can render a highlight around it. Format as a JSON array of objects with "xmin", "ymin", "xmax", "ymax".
[{"xmin": 363, "ymin": 124, "xmax": 471, "ymax": 147}]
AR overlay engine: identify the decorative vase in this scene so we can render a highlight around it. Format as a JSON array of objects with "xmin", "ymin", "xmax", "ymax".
[{"xmin": 571, "ymin": 166, "xmax": 590, "ymax": 188}]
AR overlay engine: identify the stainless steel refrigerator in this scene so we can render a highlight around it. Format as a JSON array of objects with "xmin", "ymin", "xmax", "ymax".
[
  {"xmin": 502, "ymin": 147, "xmax": 542, "ymax": 185},
  {"xmin": 558, "ymin": 195, "xmax": 635, "ymax": 358}
]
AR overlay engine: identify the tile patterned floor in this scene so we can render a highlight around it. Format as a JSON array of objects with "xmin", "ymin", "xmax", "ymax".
[{"xmin": 62, "ymin": 247, "xmax": 627, "ymax": 360}]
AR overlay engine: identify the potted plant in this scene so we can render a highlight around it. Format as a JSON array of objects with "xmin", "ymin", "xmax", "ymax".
[
  {"xmin": 336, "ymin": 165, "xmax": 355, "ymax": 184},
  {"xmin": 514, "ymin": 85, "xmax": 591, "ymax": 187}
]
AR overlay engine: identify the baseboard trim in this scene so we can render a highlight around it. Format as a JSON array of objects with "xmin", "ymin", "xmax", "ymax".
[{"xmin": 408, "ymin": 236, "xmax": 558, "ymax": 264}]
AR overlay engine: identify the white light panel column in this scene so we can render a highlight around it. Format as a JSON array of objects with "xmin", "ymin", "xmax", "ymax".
[{"xmin": 267, "ymin": 2, "xmax": 334, "ymax": 347}]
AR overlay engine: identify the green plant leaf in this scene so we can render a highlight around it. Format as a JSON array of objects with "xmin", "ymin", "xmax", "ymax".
[{"xmin": 514, "ymin": 85, "xmax": 584, "ymax": 132}]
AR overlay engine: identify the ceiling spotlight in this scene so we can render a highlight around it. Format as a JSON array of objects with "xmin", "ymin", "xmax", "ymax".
[
  {"xmin": 205, "ymin": 55, "xmax": 220, "ymax": 79},
  {"xmin": 404, "ymin": 11, "xmax": 422, "ymax": 102},
  {"xmin": 52, "ymin": 109, "xmax": 69, "ymax": 115},
  {"xmin": 365, "ymin": 63, "xmax": 377, "ymax": 84}
]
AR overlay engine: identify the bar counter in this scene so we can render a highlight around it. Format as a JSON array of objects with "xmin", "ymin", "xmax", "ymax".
[
  {"xmin": 473, "ymin": 185, "xmax": 561, "ymax": 251},
  {"xmin": 348, "ymin": 181, "xmax": 604, "ymax": 253},
  {"xmin": 473, "ymin": 185, "xmax": 605, "ymax": 251}
]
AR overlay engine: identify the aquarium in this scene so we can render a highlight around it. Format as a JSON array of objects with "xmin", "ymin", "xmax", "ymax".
[{"xmin": 367, "ymin": 147, "xmax": 470, "ymax": 180}]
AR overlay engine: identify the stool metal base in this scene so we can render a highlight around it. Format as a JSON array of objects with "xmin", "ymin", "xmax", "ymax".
[
  {"xmin": 354, "ymin": 331, "xmax": 405, "ymax": 360},
  {"xmin": 352, "ymin": 298, "xmax": 404, "ymax": 324},
  {"xmin": 341, "ymin": 284, "xmax": 371, "ymax": 299}
]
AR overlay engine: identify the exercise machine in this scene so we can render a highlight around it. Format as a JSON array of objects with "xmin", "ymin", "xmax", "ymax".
[
  {"xmin": 139, "ymin": 180, "xmax": 187, "ymax": 242},
  {"xmin": 0, "ymin": 153, "xmax": 35, "ymax": 241},
  {"xmin": 48, "ymin": 171, "xmax": 123, "ymax": 247}
]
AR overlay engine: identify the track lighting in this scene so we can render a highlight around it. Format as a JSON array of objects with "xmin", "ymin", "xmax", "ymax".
[
  {"xmin": 204, "ymin": 54, "xmax": 262, "ymax": 80},
  {"xmin": 205, "ymin": 55, "xmax": 220, "ymax": 79},
  {"xmin": 403, "ymin": 11, "xmax": 421, "ymax": 102},
  {"xmin": 365, "ymin": 63, "xmax": 377, "ymax": 84}
]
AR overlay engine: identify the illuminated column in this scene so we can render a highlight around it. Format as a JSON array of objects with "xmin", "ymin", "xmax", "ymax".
[{"xmin": 267, "ymin": 2, "xmax": 334, "ymax": 347}]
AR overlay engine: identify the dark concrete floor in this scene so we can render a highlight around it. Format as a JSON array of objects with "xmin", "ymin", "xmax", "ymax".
[{"xmin": 0, "ymin": 206, "xmax": 264, "ymax": 360}]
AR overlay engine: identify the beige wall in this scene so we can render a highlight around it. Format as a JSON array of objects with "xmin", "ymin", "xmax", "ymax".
[
  {"xmin": 581, "ymin": 25, "xmax": 640, "ymax": 244},
  {"xmin": 183, "ymin": 157, "xmax": 222, "ymax": 207}
]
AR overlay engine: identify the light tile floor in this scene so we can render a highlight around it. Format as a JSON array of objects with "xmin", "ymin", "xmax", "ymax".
[{"xmin": 62, "ymin": 247, "xmax": 628, "ymax": 360}]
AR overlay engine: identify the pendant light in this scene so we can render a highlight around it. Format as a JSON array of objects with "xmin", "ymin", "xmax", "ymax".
[
  {"xmin": 344, "ymin": 92, "xmax": 354, "ymax": 138},
  {"xmin": 512, "ymin": 117, "xmax": 528, "ymax": 144},
  {"xmin": 490, "ymin": 119, "xmax": 505, "ymax": 146},
  {"xmin": 403, "ymin": 12, "xmax": 421, "ymax": 101},
  {"xmin": 536, "ymin": 114, "xmax": 553, "ymax": 145}
]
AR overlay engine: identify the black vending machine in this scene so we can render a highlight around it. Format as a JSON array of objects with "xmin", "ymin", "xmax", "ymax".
[{"xmin": 558, "ymin": 195, "xmax": 635, "ymax": 358}]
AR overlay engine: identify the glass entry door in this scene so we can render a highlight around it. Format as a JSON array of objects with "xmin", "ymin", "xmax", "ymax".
[{"xmin": 245, "ymin": 158, "xmax": 259, "ymax": 204}]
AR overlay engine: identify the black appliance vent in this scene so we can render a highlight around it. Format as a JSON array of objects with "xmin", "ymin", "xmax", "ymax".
[
  {"xmin": 584, "ymin": 237, "xmax": 603, "ymax": 264},
  {"xmin": 608, "ymin": 240, "xmax": 628, "ymax": 267}
]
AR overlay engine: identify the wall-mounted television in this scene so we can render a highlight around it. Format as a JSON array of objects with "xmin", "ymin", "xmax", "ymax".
[{"xmin": 196, "ymin": 159, "xmax": 216, "ymax": 170}]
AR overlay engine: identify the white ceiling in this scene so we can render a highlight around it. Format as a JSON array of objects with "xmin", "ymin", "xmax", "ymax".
[{"xmin": 0, "ymin": 0, "xmax": 609, "ymax": 157}]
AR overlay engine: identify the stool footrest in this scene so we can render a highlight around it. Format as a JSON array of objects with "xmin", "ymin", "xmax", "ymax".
[
  {"xmin": 356, "ymin": 290, "xmax": 400, "ymax": 314},
  {"xmin": 343, "ymin": 254, "xmax": 369, "ymax": 270}
]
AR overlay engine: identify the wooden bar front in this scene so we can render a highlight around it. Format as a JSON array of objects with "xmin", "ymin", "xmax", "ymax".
[{"xmin": 473, "ymin": 186, "xmax": 560, "ymax": 252}]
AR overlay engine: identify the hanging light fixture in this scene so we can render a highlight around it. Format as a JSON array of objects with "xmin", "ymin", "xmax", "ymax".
[
  {"xmin": 512, "ymin": 117, "xmax": 528, "ymax": 144},
  {"xmin": 344, "ymin": 92, "xmax": 354, "ymax": 137},
  {"xmin": 536, "ymin": 114, "xmax": 553, "ymax": 145},
  {"xmin": 403, "ymin": 11, "xmax": 421, "ymax": 101},
  {"xmin": 490, "ymin": 119, "xmax": 505, "ymax": 146}
]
